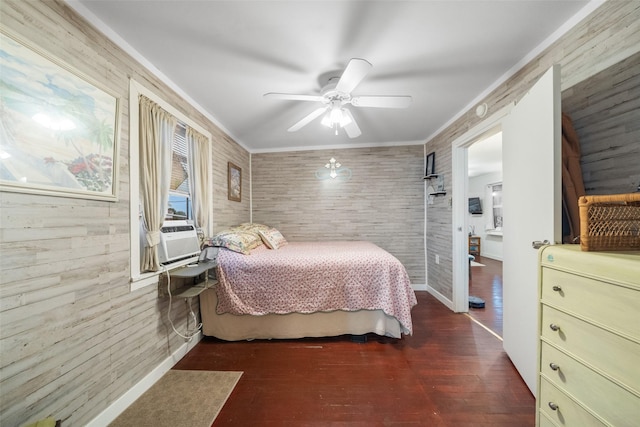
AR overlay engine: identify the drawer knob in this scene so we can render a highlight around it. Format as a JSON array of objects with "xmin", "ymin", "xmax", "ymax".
[
  {"xmin": 549, "ymin": 323, "xmax": 560, "ymax": 332},
  {"xmin": 552, "ymin": 285, "xmax": 562, "ymax": 292},
  {"xmin": 548, "ymin": 402, "xmax": 559, "ymax": 411},
  {"xmin": 549, "ymin": 362, "xmax": 560, "ymax": 371}
]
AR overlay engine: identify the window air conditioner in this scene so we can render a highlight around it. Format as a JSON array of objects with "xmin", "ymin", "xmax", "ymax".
[{"xmin": 158, "ymin": 221, "xmax": 201, "ymax": 265}]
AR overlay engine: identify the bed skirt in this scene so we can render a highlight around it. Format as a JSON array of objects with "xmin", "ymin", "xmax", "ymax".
[{"xmin": 200, "ymin": 288, "xmax": 403, "ymax": 341}]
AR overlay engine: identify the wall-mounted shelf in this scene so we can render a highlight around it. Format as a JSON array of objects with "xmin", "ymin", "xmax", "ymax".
[
  {"xmin": 162, "ymin": 261, "xmax": 217, "ymax": 299},
  {"xmin": 424, "ymin": 174, "xmax": 447, "ymax": 196}
]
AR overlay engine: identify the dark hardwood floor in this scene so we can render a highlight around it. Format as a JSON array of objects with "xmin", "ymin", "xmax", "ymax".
[
  {"xmin": 468, "ymin": 257, "xmax": 503, "ymax": 338},
  {"xmin": 175, "ymin": 291, "xmax": 534, "ymax": 426}
]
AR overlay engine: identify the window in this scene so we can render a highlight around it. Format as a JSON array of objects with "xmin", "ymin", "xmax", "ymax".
[
  {"xmin": 485, "ymin": 182, "xmax": 503, "ymax": 233},
  {"xmin": 166, "ymin": 124, "xmax": 192, "ymax": 221},
  {"xmin": 128, "ymin": 80, "xmax": 213, "ymax": 290}
]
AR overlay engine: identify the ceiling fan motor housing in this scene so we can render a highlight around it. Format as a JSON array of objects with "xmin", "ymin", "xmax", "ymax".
[{"xmin": 321, "ymin": 77, "xmax": 350, "ymax": 104}]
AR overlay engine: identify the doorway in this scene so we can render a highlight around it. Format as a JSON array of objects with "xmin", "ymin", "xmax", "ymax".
[
  {"xmin": 467, "ymin": 132, "xmax": 503, "ymax": 337},
  {"xmin": 450, "ymin": 104, "xmax": 511, "ymax": 315}
]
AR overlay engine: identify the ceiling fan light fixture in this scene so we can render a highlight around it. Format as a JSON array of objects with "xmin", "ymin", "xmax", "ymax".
[
  {"xmin": 267, "ymin": 58, "xmax": 410, "ymax": 139},
  {"xmin": 339, "ymin": 112, "xmax": 352, "ymax": 127},
  {"xmin": 330, "ymin": 107, "xmax": 343, "ymax": 124},
  {"xmin": 321, "ymin": 107, "xmax": 352, "ymax": 130},
  {"xmin": 321, "ymin": 112, "xmax": 332, "ymax": 128}
]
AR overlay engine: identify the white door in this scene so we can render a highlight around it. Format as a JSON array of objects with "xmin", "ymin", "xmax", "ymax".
[{"xmin": 502, "ymin": 65, "xmax": 562, "ymax": 395}]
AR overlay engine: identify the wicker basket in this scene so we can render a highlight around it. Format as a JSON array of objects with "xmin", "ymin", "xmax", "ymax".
[{"xmin": 579, "ymin": 193, "xmax": 640, "ymax": 251}]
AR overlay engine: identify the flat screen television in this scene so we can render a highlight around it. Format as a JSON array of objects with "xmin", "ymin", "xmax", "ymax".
[{"xmin": 468, "ymin": 197, "xmax": 483, "ymax": 214}]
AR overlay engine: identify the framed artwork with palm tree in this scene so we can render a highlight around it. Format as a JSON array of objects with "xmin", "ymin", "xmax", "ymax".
[{"xmin": 0, "ymin": 30, "xmax": 121, "ymax": 201}]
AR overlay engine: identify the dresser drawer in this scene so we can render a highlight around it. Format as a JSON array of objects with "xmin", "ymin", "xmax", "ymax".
[
  {"xmin": 541, "ymin": 267, "xmax": 640, "ymax": 342},
  {"xmin": 541, "ymin": 342, "xmax": 640, "ymax": 426},
  {"xmin": 540, "ymin": 305, "xmax": 640, "ymax": 393},
  {"xmin": 538, "ymin": 412, "xmax": 560, "ymax": 427},
  {"xmin": 539, "ymin": 378, "xmax": 606, "ymax": 427}
]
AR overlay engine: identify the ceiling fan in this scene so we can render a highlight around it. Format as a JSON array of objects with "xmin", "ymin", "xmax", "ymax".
[{"xmin": 264, "ymin": 58, "xmax": 412, "ymax": 138}]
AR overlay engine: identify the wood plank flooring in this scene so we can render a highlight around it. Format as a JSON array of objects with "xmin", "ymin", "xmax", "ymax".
[
  {"xmin": 175, "ymin": 291, "xmax": 534, "ymax": 426},
  {"xmin": 468, "ymin": 257, "xmax": 503, "ymax": 337}
]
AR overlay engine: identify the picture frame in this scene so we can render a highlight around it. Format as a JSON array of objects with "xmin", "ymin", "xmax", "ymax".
[
  {"xmin": 0, "ymin": 30, "xmax": 121, "ymax": 201},
  {"xmin": 227, "ymin": 162, "xmax": 242, "ymax": 202},
  {"xmin": 425, "ymin": 151, "xmax": 436, "ymax": 176}
]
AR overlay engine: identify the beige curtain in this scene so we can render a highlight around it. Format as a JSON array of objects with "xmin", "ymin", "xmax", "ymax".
[
  {"xmin": 187, "ymin": 126, "xmax": 211, "ymax": 237},
  {"xmin": 139, "ymin": 95, "xmax": 177, "ymax": 272}
]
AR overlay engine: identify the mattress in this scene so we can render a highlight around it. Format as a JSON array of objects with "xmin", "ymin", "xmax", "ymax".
[{"xmin": 201, "ymin": 241, "xmax": 417, "ymax": 340}]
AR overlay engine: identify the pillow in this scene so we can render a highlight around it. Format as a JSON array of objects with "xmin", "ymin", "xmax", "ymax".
[
  {"xmin": 235, "ymin": 223, "xmax": 271, "ymax": 234},
  {"xmin": 258, "ymin": 228, "xmax": 288, "ymax": 250},
  {"xmin": 209, "ymin": 230, "xmax": 262, "ymax": 255}
]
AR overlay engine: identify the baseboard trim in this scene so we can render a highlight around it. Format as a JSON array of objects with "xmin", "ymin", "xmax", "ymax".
[
  {"xmin": 86, "ymin": 332, "xmax": 202, "ymax": 427},
  {"xmin": 411, "ymin": 283, "xmax": 428, "ymax": 291},
  {"xmin": 481, "ymin": 254, "xmax": 503, "ymax": 262},
  {"xmin": 426, "ymin": 285, "xmax": 454, "ymax": 311}
]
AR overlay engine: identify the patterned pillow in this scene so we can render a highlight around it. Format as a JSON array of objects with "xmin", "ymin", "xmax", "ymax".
[
  {"xmin": 258, "ymin": 228, "xmax": 288, "ymax": 250},
  {"xmin": 209, "ymin": 230, "xmax": 262, "ymax": 255},
  {"xmin": 235, "ymin": 223, "xmax": 271, "ymax": 234}
]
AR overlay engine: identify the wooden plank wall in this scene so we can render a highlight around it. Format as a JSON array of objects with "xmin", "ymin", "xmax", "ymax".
[
  {"xmin": 424, "ymin": 0, "xmax": 640, "ymax": 300},
  {"xmin": 562, "ymin": 51, "xmax": 640, "ymax": 195},
  {"xmin": 1, "ymin": 0, "xmax": 639, "ymax": 425},
  {"xmin": 251, "ymin": 145, "xmax": 425, "ymax": 284},
  {"xmin": 0, "ymin": 1, "xmax": 249, "ymax": 426}
]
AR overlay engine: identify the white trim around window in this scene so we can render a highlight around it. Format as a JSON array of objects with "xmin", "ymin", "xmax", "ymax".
[{"xmin": 128, "ymin": 79, "xmax": 213, "ymax": 291}]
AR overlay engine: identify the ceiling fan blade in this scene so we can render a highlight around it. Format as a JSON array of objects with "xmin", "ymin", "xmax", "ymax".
[
  {"xmin": 342, "ymin": 109, "xmax": 361, "ymax": 138},
  {"xmin": 350, "ymin": 95, "xmax": 412, "ymax": 108},
  {"xmin": 335, "ymin": 58, "xmax": 372, "ymax": 94},
  {"xmin": 287, "ymin": 107, "xmax": 328, "ymax": 132},
  {"xmin": 264, "ymin": 92, "xmax": 325, "ymax": 102}
]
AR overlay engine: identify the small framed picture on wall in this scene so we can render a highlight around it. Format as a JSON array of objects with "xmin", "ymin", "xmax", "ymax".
[
  {"xmin": 227, "ymin": 162, "xmax": 241, "ymax": 202},
  {"xmin": 425, "ymin": 151, "xmax": 436, "ymax": 176}
]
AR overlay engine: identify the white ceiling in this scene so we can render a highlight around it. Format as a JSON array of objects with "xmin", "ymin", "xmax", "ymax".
[{"xmin": 71, "ymin": 0, "xmax": 593, "ymax": 153}]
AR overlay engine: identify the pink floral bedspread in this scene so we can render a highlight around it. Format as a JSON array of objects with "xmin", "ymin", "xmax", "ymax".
[{"xmin": 215, "ymin": 241, "xmax": 417, "ymax": 335}]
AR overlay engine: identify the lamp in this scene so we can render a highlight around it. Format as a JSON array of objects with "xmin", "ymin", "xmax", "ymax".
[
  {"xmin": 321, "ymin": 101, "xmax": 352, "ymax": 135},
  {"xmin": 326, "ymin": 157, "xmax": 341, "ymax": 179},
  {"xmin": 315, "ymin": 157, "xmax": 352, "ymax": 181}
]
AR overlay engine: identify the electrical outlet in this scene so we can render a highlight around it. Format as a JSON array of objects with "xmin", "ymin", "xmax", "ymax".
[{"xmin": 435, "ymin": 254, "xmax": 440, "ymax": 264}]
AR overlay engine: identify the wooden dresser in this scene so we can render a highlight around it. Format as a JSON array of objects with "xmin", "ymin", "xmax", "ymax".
[{"xmin": 537, "ymin": 245, "xmax": 640, "ymax": 427}]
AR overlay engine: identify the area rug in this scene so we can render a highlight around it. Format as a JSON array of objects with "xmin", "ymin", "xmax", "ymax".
[
  {"xmin": 109, "ymin": 370, "xmax": 242, "ymax": 427},
  {"xmin": 470, "ymin": 261, "xmax": 485, "ymax": 267}
]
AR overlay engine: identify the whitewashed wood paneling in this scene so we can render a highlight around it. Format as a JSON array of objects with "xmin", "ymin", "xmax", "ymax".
[
  {"xmin": 425, "ymin": 1, "xmax": 640, "ymax": 300},
  {"xmin": 0, "ymin": 1, "xmax": 249, "ymax": 426},
  {"xmin": 562, "ymin": 51, "xmax": 640, "ymax": 195},
  {"xmin": 251, "ymin": 146, "xmax": 426, "ymax": 284},
  {"xmin": 1, "ymin": 1, "xmax": 639, "ymax": 426}
]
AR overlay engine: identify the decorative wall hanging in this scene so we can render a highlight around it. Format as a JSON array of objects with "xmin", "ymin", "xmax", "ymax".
[
  {"xmin": 227, "ymin": 161, "xmax": 242, "ymax": 201},
  {"xmin": 0, "ymin": 30, "xmax": 121, "ymax": 201},
  {"xmin": 425, "ymin": 151, "xmax": 436, "ymax": 176}
]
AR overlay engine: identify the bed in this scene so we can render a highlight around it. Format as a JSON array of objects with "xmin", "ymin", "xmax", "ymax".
[{"xmin": 199, "ymin": 225, "xmax": 417, "ymax": 341}]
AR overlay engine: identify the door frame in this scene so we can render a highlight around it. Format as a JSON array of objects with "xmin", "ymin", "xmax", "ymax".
[{"xmin": 451, "ymin": 103, "xmax": 514, "ymax": 313}]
